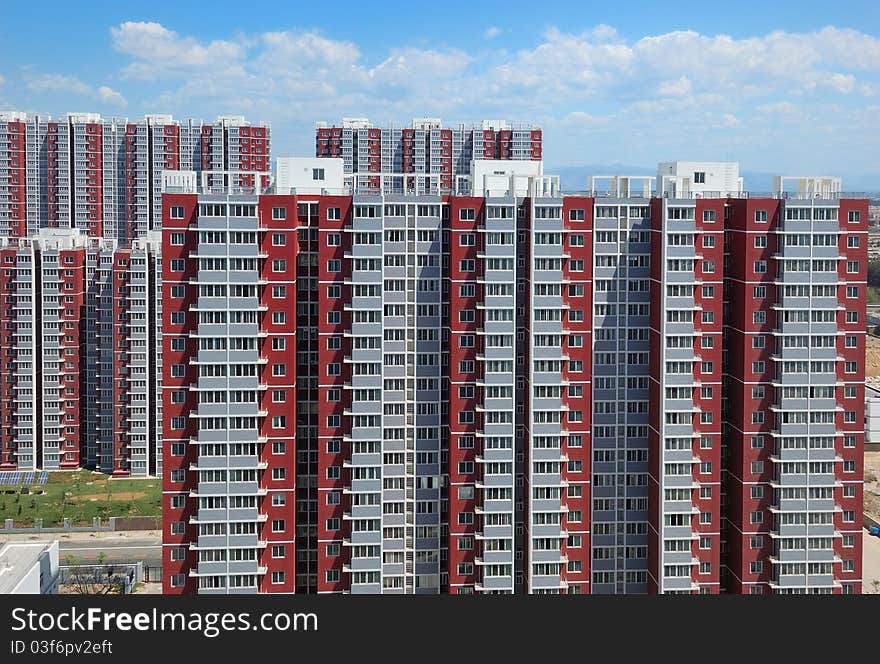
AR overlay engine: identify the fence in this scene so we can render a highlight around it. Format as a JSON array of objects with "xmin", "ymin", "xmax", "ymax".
[
  {"xmin": 1, "ymin": 515, "xmax": 160, "ymax": 534},
  {"xmin": 59, "ymin": 561, "xmax": 142, "ymax": 594}
]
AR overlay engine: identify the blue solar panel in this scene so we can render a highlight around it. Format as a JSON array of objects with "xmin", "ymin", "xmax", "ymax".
[
  {"xmin": 23, "ymin": 472, "xmax": 34, "ymax": 485},
  {"xmin": 38, "ymin": 471, "xmax": 48, "ymax": 486},
  {"xmin": 0, "ymin": 471, "xmax": 7, "ymax": 485},
  {"xmin": 12, "ymin": 472, "xmax": 21, "ymax": 485}
]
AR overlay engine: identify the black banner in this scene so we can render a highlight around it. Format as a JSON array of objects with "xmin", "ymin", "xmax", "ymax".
[{"xmin": 0, "ymin": 594, "xmax": 873, "ymax": 659}]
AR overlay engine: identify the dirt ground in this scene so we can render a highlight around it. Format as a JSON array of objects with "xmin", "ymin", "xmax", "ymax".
[
  {"xmin": 867, "ymin": 334, "xmax": 880, "ymax": 378},
  {"xmin": 865, "ymin": 452, "xmax": 880, "ymax": 521}
]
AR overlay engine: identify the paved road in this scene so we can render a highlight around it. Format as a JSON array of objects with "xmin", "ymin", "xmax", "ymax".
[
  {"xmin": 0, "ymin": 531, "xmax": 161, "ymax": 567},
  {"xmin": 58, "ymin": 537, "xmax": 161, "ymax": 567}
]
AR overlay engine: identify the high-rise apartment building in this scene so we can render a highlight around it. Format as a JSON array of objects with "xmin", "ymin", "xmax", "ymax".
[
  {"xmin": 161, "ymin": 158, "xmax": 866, "ymax": 595},
  {"xmin": 0, "ymin": 229, "xmax": 163, "ymax": 476},
  {"xmin": 0, "ymin": 111, "xmax": 270, "ymax": 242},
  {"xmin": 315, "ymin": 118, "xmax": 542, "ymax": 193},
  {"xmin": 722, "ymin": 179, "xmax": 865, "ymax": 595},
  {"xmin": 162, "ymin": 180, "xmax": 298, "ymax": 594}
]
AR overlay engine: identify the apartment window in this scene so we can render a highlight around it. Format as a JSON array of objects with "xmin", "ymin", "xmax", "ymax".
[
  {"xmin": 272, "ymin": 520, "xmax": 286, "ymax": 533},
  {"xmin": 272, "ymin": 233, "xmax": 286, "ymax": 246},
  {"xmin": 848, "ymin": 211, "xmax": 861, "ymax": 223},
  {"xmin": 272, "ymin": 545, "xmax": 285, "ymax": 558},
  {"xmin": 569, "ymin": 209, "xmax": 585, "ymax": 221},
  {"xmin": 754, "ymin": 236, "xmax": 767, "ymax": 248},
  {"xmin": 170, "ymin": 574, "xmax": 185, "ymax": 588},
  {"xmin": 272, "ymin": 207, "xmax": 287, "ymax": 220},
  {"xmin": 750, "ymin": 536, "xmax": 763, "ymax": 549},
  {"xmin": 312, "ymin": 168, "xmax": 325, "ymax": 181},
  {"xmin": 272, "ymin": 259, "xmax": 287, "ymax": 272},
  {"xmin": 755, "ymin": 210, "xmax": 768, "ymax": 222},
  {"xmin": 170, "ymin": 232, "xmax": 185, "ymax": 245},
  {"xmin": 327, "ymin": 207, "xmax": 341, "ymax": 220},
  {"xmin": 750, "ymin": 561, "xmax": 763, "ymax": 574},
  {"xmin": 703, "ymin": 210, "xmax": 716, "ymax": 222},
  {"xmin": 750, "ymin": 511, "xmax": 764, "ymax": 524},
  {"xmin": 693, "ymin": 171, "xmax": 705, "ymax": 184},
  {"xmin": 753, "ymin": 260, "xmax": 767, "ymax": 273},
  {"xmin": 170, "ymin": 206, "xmax": 185, "ymax": 219},
  {"xmin": 327, "ymin": 233, "xmax": 341, "ymax": 246},
  {"xmin": 170, "ymin": 259, "xmax": 185, "ymax": 272}
]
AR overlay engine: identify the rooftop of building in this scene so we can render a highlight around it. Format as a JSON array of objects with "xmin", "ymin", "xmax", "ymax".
[
  {"xmin": 0, "ymin": 540, "xmax": 57, "ymax": 594},
  {"xmin": 0, "ymin": 111, "xmax": 270, "ymax": 127},
  {"xmin": 315, "ymin": 117, "xmax": 541, "ymax": 131}
]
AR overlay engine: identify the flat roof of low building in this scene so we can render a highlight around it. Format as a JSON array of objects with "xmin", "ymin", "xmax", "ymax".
[{"xmin": 0, "ymin": 540, "xmax": 56, "ymax": 594}]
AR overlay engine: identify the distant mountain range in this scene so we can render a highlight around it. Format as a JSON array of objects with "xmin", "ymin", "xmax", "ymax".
[{"xmin": 549, "ymin": 164, "xmax": 880, "ymax": 197}]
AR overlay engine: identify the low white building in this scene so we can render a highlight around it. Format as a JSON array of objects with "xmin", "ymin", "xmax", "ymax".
[
  {"xmin": 657, "ymin": 161, "xmax": 743, "ymax": 197},
  {"xmin": 0, "ymin": 540, "xmax": 59, "ymax": 594},
  {"xmin": 275, "ymin": 157, "xmax": 345, "ymax": 194},
  {"xmin": 866, "ymin": 385, "xmax": 880, "ymax": 450}
]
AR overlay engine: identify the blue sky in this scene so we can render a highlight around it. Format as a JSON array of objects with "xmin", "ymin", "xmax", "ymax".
[{"xmin": 1, "ymin": 0, "xmax": 879, "ymax": 185}]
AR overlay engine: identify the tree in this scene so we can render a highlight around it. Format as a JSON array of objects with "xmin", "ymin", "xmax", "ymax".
[
  {"xmin": 868, "ymin": 259, "xmax": 880, "ymax": 288},
  {"xmin": 62, "ymin": 553, "xmax": 125, "ymax": 595}
]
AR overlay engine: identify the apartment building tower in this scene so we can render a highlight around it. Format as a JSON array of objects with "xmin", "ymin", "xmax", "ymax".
[
  {"xmin": 722, "ymin": 178, "xmax": 866, "ymax": 595},
  {"xmin": 0, "ymin": 111, "xmax": 270, "ymax": 243},
  {"xmin": 160, "ymin": 157, "xmax": 866, "ymax": 595},
  {"xmin": 0, "ymin": 229, "xmax": 163, "ymax": 476},
  {"xmin": 316, "ymin": 118, "xmax": 542, "ymax": 193}
]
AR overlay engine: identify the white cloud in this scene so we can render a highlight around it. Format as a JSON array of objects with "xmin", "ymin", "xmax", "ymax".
[
  {"xmin": 98, "ymin": 85, "xmax": 127, "ymax": 107},
  {"xmin": 0, "ymin": 74, "xmax": 5, "ymax": 88},
  {"xmin": 27, "ymin": 74, "xmax": 91, "ymax": 94},
  {"xmin": 589, "ymin": 24, "xmax": 621, "ymax": 43},
  {"xmin": 756, "ymin": 101, "xmax": 798, "ymax": 115},
  {"xmin": 560, "ymin": 111, "xmax": 610, "ymax": 126},
  {"xmin": 87, "ymin": 21, "xmax": 880, "ymax": 174},
  {"xmin": 26, "ymin": 73, "xmax": 128, "ymax": 108},
  {"xmin": 828, "ymin": 73, "xmax": 856, "ymax": 93},
  {"xmin": 111, "ymin": 21, "xmax": 245, "ymax": 79},
  {"xmin": 657, "ymin": 76, "xmax": 693, "ymax": 97}
]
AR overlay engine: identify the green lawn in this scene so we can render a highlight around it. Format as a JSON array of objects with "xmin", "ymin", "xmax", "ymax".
[{"xmin": 0, "ymin": 470, "xmax": 160, "ymax": 527}]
